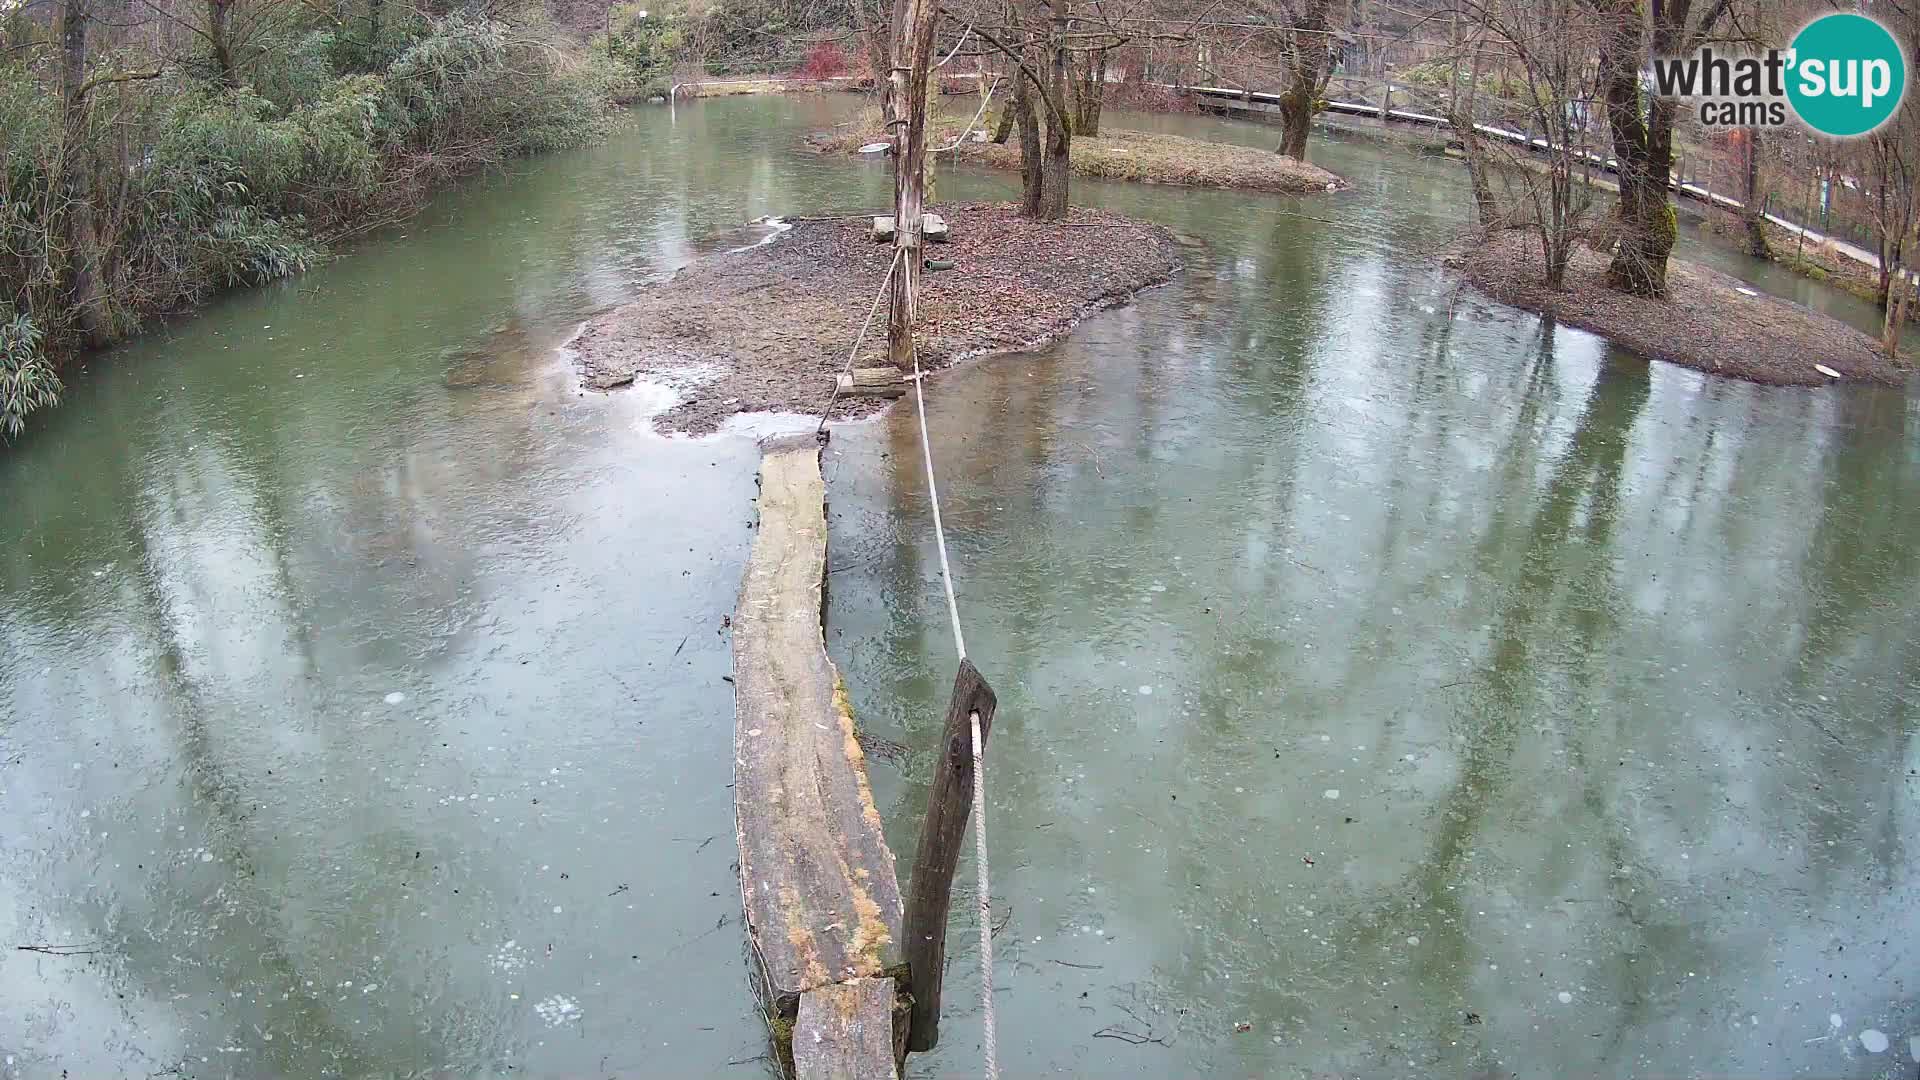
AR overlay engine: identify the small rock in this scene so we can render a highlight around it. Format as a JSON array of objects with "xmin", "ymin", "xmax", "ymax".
[{"xmin": 1859, "ymin": 1029, "xmax": 1888, "ymax": 1054}]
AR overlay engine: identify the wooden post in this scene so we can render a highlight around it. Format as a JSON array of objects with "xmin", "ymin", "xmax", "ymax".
[
  {"xmin": 901, "ymin": 658, "xmax": 997, "ymax": 1053},
  {"xmin": 886, "ymin": 0, "xmax": 938, "ymax": 371},
  {"xmin": 1378, "ymin": 83, "xmax": 1390, "ymax": 121}
]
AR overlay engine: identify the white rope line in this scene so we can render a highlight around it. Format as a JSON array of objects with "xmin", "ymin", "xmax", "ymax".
[
  {"xmin": 970, "ymin": 707, "xmax": 996, "ymax": 1080},
  {"xmin": 908, "ymin": 328, "xmax": 994, "ymax": 1080},
  {"xmin": 934, "ymin": 76, "xmax": 1002, "ymax": 155},
  {"xmin": 909, "ymin": 342, "xmax": 968, "ymax": 663},
  {"xmin": 935, "ymin": 25, "xmax": 973, "ymax": 69}
]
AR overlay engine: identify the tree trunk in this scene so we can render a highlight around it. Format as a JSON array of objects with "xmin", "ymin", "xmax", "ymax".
[
  {"xmin": 1276, "ymin": 0, "xmax": 1330, "ymax": 161},
  {"xmin": 1448, "ymin": 27, "xmax": 1497, "ymax": 228},
  {"xmin": 207, "ymin": 0, "xmax": 236, "ymax": 86},
  {"xmin": 1038, "ymin": 119, "xmax": 1069, "ymax": 219},
  {"xmin": 1594, "ymin": 0, "xmax": 1674, "ymax": 297},
  {"xmin": 1883, "ymin": 270, "xmax": 1908, "ymax": 356},
  {"xmin": 1013, "ymin": 0, "xmax": 1075, "ymax": 220},
  {"xmin": 58, "ymin": 0, "xmax": 109, "ymax": 347},
  {"xmin": 1740, "ymin": 128, "xmax": 1770, "ymax": 258},
  {"xmin": 1072, "ymin": 48, "xmax": 1106, "ymax": 138},
  {"xmin": 884, "ymin": 0, "xmax": 936, "ymax": 370},
  {"xmin": 991, "ymin": 94, "xmax": 1015, "ymax": 144},
  {"xmin": 1014, "ymin": 69, "xmax": 1042, "ymax": 216}
]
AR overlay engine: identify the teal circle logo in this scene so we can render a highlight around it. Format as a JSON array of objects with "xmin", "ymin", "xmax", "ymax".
[{"xmin": 1787, "ymin": 13, "xmax": 1906, "ymax": 137}]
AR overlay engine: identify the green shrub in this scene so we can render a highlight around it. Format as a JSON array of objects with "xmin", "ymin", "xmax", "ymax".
[
  {"xmin": 0, "ymin": 9, "xmax": 613, "ymax": 440},
  {"xmin": 605, "ymin": 4, "xmax": 684, "ymax": 98},
  {"xmin": 0, "ymin": 307, "xmax": 58, "ymax": 441}
]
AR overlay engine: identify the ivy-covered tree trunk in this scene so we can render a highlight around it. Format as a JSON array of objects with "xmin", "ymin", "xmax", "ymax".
[
  {"xmin": 1882, "ymin": 262, "xmax": 1911, "ymax": 357},
  {"xmin": 1276, "ymin": 0, "xmax": 1331, "ymax": 162},
  {"xmin": 1594, "ymin": 0, "xmax": 1675, "ymax": 297}
]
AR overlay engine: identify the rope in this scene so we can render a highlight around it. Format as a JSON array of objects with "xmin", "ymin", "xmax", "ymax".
[
  {"xmin": 909, "ymin": 332, "xmax": 968, "ymax": 663},
  {"xmin": 934, "ymin": 76, "xmax": 1002, "ymax": 156},
  {"xmin": 816, "ymin": 249, "xmax": 905, "ymax": 436},
  {"xmin": 908, "ymin": 337, "xmax": 994, "ymax": 1079},
  {"xmin": 970, "ymin": 708, "xmax": 996, "ymax": 1080}
]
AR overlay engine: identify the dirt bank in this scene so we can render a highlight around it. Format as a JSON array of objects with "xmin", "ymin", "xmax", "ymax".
[
  {"xmin": 810, "ymin": 114, "xmax": 1344, "ymax": 196},
  {"xmin": 571, "ymin": 202, "xmax": 1183, "ymax": 433},
  {"xmin": 1449, "ymin": 229, "xmax": 1909, "ymax": 386}
]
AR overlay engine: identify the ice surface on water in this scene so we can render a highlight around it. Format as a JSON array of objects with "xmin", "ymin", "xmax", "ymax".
[
  {"xmin": 534, "ymin": 995, "xmax": 581, "ymax": 1027},
  {"xmin": 489, "ymin": 940, "xmax": 527, "ymax": 975}
]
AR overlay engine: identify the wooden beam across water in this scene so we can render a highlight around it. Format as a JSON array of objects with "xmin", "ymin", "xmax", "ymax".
[{"xmin": 732, "ymin": 433, "xmax": 906, "ymax": 1079}]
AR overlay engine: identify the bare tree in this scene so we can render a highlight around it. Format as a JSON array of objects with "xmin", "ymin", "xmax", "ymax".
[
  {"xmin": 1455, "ymin": 0, "xmax": 1602, "ymax": 289},
  {"xmin": 1186, "ymin": 1, "xmax": 1345, "ymax": 162},
  {"xmin": 1445, "ymin": 8, "xmax": 1498, "ymax": 227}
]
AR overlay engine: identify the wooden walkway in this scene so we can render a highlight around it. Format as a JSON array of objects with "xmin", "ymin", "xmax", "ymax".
[{"xmin": 733, "ymin": 433, "xmax": 905, "ymax": 1079}]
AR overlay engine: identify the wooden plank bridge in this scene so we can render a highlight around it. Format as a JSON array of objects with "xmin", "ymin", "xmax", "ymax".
[{"xmin": 733, "ymin": 434, "xmax": 906, "ymax": 1079}]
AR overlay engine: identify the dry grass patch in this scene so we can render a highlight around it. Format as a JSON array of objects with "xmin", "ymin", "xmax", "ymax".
[
  {"xmin": 1450, "ymin": 229, "xmax": 1909, "ymax": 386},
  {"xmin": 810, "ymin": 108, "xmax": 1344, "ymax": 196}
]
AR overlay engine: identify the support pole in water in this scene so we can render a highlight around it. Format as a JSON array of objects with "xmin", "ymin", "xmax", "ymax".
[{"xmin": 901, "ymin": 658, "xmax": 997, "ymax": 1052}]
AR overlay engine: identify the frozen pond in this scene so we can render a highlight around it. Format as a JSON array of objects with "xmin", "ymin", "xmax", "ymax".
[{"xmin": 2, "ymin": 95, "xmax": 1915, "ymax": 1078}]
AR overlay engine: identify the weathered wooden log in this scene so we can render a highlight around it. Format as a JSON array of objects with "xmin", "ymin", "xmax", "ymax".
[
  {"xmin": 794, "ymin": 978, "xmax": 904, "ymax": 1080},
  {"xmin": 836, "ymin": 367, "xmax": 908, "ymax": 399},
  {"xmin": 869, "ymin": 213, "xmax": 949, "ymax": 243},
  {"xmin": 733, "ymin": 434, "xmax": 906, "ymax": 1073},
  {"xmin": 901, "ymin": 658, "xmax": 997, "ymax": 1053}
]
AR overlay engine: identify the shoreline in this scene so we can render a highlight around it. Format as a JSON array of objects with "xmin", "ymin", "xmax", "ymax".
[
  {"xmin": 570, "ymin": 203, "xmax": 1185, "ymax": 433},
  {"xmin": 1449, "ymin": 229, "xmax": 1909, "ymax": 387}
]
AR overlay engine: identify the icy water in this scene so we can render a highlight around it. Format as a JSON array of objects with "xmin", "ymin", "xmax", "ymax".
[{"xmin": 1, "ymin": 96, "xmax": 1915, "ymax": 1079}]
